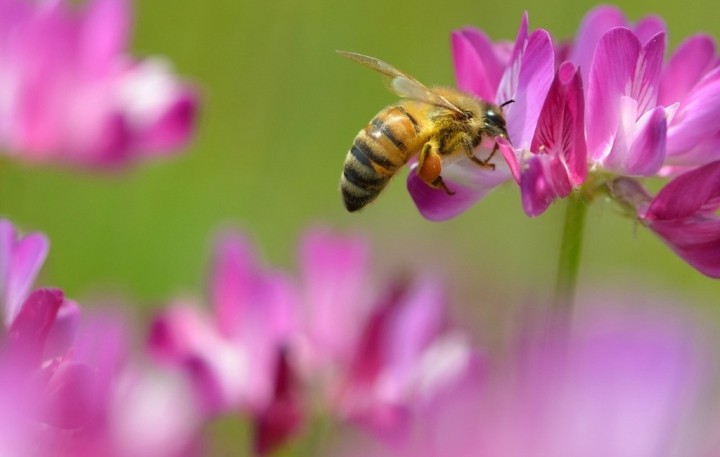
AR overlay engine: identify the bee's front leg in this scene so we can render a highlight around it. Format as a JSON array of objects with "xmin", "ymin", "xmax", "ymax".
[
  {"xmin": 417, "ymin": 142, "xmax": 455, "ymax": 196},
  {"xmin": 465, "ymin": 142, "xmax": 498, "ymax": 170}
]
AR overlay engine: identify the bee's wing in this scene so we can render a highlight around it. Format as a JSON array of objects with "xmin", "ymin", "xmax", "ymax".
[{"xmin": 338, "ymin": 51, "xmax": 464, "ymax": 114}]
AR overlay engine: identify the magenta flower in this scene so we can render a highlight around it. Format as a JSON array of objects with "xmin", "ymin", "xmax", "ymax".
[
  {"xmin": 611, "ymin": 160, "xmax": 720, "ymax": 278},
  {"xmin": 565, "ymin": 5, "xmax": 666, "ymax": 85},
  {"xmin": 0, "ymin": 0, "xmax": 197, "ymax": 168},
  {"xmin": 68, "ymin": 313, "xmax": 204, "ymax": 457},
  {"xmin": 335, "ymin": 297, "xmax": 716, "ymax": 457},
  {"xmin": 332, "ymin": 277, "xmax": 474, "ymax": 441},
  {"xmin": 405, "ymin": 6, "xmax": 720, "ymax": 277},
  {"xmin": 0, "ymin": 220, "xmax": 203, "ymax": 457},
  {"xmin": 585, "ymin": 27, "xmax": 668, "ymax": 176},
  {"xmin": 661, "ymin": 35, "xmax": 720, "ymax": 169},
  {"xmin": 290, "ymin": 229, "xmax": 475, "ymax": 442},
  {"xmin": 500, "ymin": 61, "xmax": 586, "ymax": 216},
  {"xmin": 407, "ymin": 13, "xmax": 555, "ymax": 220},
  {"xmin": 0, "ymin": 219, "xmax": 49, "ymax": 324},
  {"xmin": 149, "ymin": 231, "xmax": 299, "ymax": 455},
  {"xmin": 293, "ymin": 228, "xmax": 374, "ymax": 376}
]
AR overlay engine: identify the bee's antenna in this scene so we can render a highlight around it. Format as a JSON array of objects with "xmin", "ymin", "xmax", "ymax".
[{"xmin": 500, "ymin": 99, "xmax": 515, "ymax": 109}]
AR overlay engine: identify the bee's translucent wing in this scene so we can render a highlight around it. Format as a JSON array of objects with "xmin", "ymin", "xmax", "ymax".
[{"xmin": 338, "ymin": 51, "xmax": 463, "ymax": 114}]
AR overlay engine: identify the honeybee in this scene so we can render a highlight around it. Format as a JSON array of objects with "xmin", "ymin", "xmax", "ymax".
[{"xmin": 339, "ymin": 51, "xmax": 511, "ymax": 212}]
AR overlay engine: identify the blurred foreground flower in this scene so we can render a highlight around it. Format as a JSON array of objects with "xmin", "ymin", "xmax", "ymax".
[
  {"xmin": 335, "ymin": 297, "xmax": 719, "ymax": 457},
  {"xmin": 150, "ymin": 227, "xmax": 477, "ymax": 455},
  {"xmin": 0, "ymin": 0, "xmax": 197, "ymax": 168},
  {"xmin": 411, "ymin": 6, "xmax": 720, "ymax": 278},
  {"xmin": 0, "ymin": 219, "xmax": 203, "ymax": 457}
]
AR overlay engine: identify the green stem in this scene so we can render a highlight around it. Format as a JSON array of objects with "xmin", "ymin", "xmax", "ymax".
[{"xmin": 553, "ymin": 192, "xmax": 588, "ymax": 316}]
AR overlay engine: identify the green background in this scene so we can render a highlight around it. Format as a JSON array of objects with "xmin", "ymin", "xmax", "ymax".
[{"xmin": 0, "ymin": 0, "xmax": 718, "ymax": 325}]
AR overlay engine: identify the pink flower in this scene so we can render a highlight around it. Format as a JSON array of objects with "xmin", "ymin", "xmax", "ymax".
[
  {"xmin": 68, "ymin": 313, "xmax": 204, "ymax": 457},
  {"xmin": 0, "ymin": 220, "xmax": 203, "ymax": 457},
  {"xmin": 661, "ymin": 35, "xmax": 720, "ymax": 168},
  {"xmin": 407, "ymin": 13, "xmax": 555, "ymax": 220},
  {"xmin": 151, "ymin": 227, "xmax": 475, "ymax": 452},
  {"xmin": 294, "ymin": 228, "xmax": 374, "ymax": 375},
  {"xmin": 413, "ymin": 6, "xmax": 720, "ymax": 228},
  {"xmin": 335, "ymin": 297, "xmax": 716, "ymax": 457},
  {"xmin": 500, "ymin": 61, "xmax": 586, "ymax": 216},
  {"xmin": 565, "ymin": 5, "xmax": 666, "ymax": 84},
  {"xmin": 149, "ymin": 232, "xmax": 299, "ymax": 455},
  {"xmin": 332, "ymin": 277, "xmax": 474, "ymax": 441},
  {"xmin": 0, "ymin": 219, "xmax": 49, "ymax": 324},
  {"xmin": 634, "ymin": 160, "xmax": 720, "ymax": 278},
  {"xmin": 0, "ymin": 0, "xmax": 198, "ymax": 168},
  {"xmin": 585, "ymin": 27, "xmax": 668, "ymax": 176}
]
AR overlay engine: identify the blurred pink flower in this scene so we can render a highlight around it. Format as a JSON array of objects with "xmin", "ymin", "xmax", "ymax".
[
  {"xmin": 333, "ymin": 278, "xmax": 475, "ymax": 442},
  {"xmin": 151, "ymin": 227, "xmax": 475, "ymax": 453},
  {"xmin": 336, "ymin": 298, "xmax": 717, "ymax": 457},
  {"xmin": 68, "ymin": 313, "xmax": 204, "ymax": 457},
  {"xmin": 291, "ymin": 229, "xmax": 476, "ymax": 442},
  {"xmin": 0, "ymin": 218, "xmax": 49, "ymax": 324},
  {"xmin": 149, "ymin": 232, "xmax": 299, "ymax": 455},
  {"xmin": 0, "ymin": 0, "xmax": 198, "ymax": 168},
  {"xmin": 0, "ymin": 219, "xmax": 203, "ymax": 457}
]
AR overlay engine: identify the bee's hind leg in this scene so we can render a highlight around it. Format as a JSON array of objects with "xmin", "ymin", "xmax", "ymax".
[{"xmin": 417, "ymin": 142, "xmax": 455, "ymax": 196}]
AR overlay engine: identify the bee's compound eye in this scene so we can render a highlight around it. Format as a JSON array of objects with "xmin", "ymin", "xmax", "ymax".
[{"xmin": 486, "ymin": 110, "xmax": 497, "ymax": 119}]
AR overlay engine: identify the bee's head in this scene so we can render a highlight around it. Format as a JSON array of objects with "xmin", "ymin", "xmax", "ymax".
[{"xmin": 483, "ymin": 108, "xmax": 508, "ymax": 139}]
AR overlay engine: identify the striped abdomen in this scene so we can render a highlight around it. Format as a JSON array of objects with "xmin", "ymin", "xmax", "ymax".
[{"xmin": 341, "ymin": 105, "xmax": 421, "ymax": 211}]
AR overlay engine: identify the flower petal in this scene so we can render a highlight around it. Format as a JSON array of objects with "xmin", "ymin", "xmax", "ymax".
[
  {"xmin": 530, "ymin": 61, "xmax": 587, "ymax": 185},
  {"xmin": 666, "ymin": 66, "xmax": 720, "ymax": 155},
  {"xmin": 452, "ymin": 28, "xmax": 505, "ymax": 101},
  {"xmin": 633, "ymin": 15, "xmax": 666, "ymax": 45},
  {"xmin": 643, "ymin": 161, "xmax": 720, "ymax": 277},
  {"xmin": 254, "ymin": 350, "xmax": 304, "ymax": 456},
  {"xmin": 43, "ymin": 299, "xmax": 80, "ymax": 360},
  {"xmin": 149, "ymin": 303, "xmax": 251, "ymax": 413},
  {"xmin": 339, "ymin": 277, "xmax": 453, "ymax": 441},
  {"xmin": 569, "ymin": 5, "xmax": 628, "ymax": 83},
  {"xmin": 604, "ymin": 104, "xmax": 667, "ymax": 176},
  {"xmin": 659, "ymin": 34, "xmax": 717, "ymax": 106},
  {"xmin": 298, "ymin": 228, "xmax": 372, "ymax": 364},
  {"xmin": 115, "ymin": 58, "xmax": 199, "ymax": 154},
  {"xmin": 41, "ymin": 361, "xmax": 96, "ymax": 429},
  {"xmin": 79, "ymin": 0, "xmax": 129, "ymax": 73},
  {"xmin": 587, "ymin": 27, "xmax": 641, "ymax": 162},
  {"xmin": 209, "ymin": 232, "xmax": 295, "ymax": 344},
  {"xmin": 0, "ymin": 220, "xmax": 49, "ymax": 325},
  {"xmin": 520, "ymin": 155, "xmax": 572, "ymax": 217},
  {"xmin": 632, "ymin": 32, "xmax": 665, "ymax": 116},
  {"xmin": 495, "ymin": 12, "xmax": 529, "ymax": 107},
  {"xmin": 502, "ymin": 30, "xmax": 555, "ymax": 149},
  {"xmin": 408, "ymin": 155, "xmax": 512, "ymax": 221},
  {"xmin": 7, "ymin": 288, "xmax": 64, "ymax": 362}
]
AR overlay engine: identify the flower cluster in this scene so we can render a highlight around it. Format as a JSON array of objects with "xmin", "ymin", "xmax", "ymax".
[
  {"xmin": 410, "ymin": 6, "xmax": 720, "ymax": 278},
  {"xmin": 0, "ymin": 0, "xmax": 197, "ymax": 168},
  {"xmin": 334, "ymin": 298, "xmax": 720, "ymax": 457},
  {"xmin": 0, "ymin": 220, "xmax": 203, "ymax": 457},
  {"xmin": 149, "ymin": 228, "xmax": 477, "ymax": 455}
]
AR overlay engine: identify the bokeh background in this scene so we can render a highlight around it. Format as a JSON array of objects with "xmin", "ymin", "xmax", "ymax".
[{"xmin": 0, "ymin": 0, "xmax": 718, "ymax": 329}]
